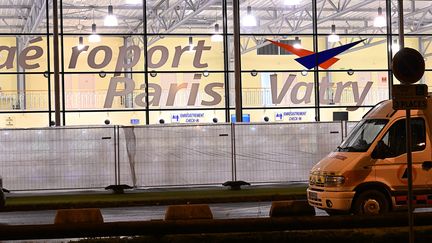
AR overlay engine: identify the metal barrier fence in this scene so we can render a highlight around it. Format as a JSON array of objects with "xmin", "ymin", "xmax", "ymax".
[
  {"xmin": 118, "ymin": 124, "xmax": 233, "ymax": 187},
  {"xmin": 0, "ymin": 121, "xmax": 356, "ymax": 191},
  {"xmin": 234, "ymin": 123, "xmax": 342, "ymax": 184},
  {"xmin": 0, "ymin": 126, "xmax": 116, "ymax": 191}
]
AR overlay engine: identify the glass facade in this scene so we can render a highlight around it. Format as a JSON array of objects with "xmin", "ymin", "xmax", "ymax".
[{"xmin": 0, "ymin": 0, "xmax": 431, "ymax": 127}]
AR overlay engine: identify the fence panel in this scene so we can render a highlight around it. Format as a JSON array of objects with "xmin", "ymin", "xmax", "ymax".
[
  {"xmin": 119, "ymin": 124, "xmax": 232, "ymax": 187},
  {"xmin": 0, "ymin": 126, "xmax": 116, "ymax": 191},
  {"xmin": 234, "ymin": 122, "xmax": 342, "ymax": 183}
]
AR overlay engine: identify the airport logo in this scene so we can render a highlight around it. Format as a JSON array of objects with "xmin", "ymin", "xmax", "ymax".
[{"xmin": 267, "ymin": 39, "xmax": 365, "ymax": 69}]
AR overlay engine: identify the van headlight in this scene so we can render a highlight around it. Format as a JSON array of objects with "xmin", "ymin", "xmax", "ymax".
[{"xmin": 324, "ymin": 175, "xmax": 345, "ymax": 187}]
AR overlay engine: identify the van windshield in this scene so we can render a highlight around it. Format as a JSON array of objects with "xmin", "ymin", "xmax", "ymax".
[{"xmin": 337, "ymin": 119, "xmax": 388, "ymax": 152}]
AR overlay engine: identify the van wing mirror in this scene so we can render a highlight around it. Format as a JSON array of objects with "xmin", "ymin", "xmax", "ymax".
[{"xmin": 372, "ymin": 140, "xmax": 388, "ymax": 159}]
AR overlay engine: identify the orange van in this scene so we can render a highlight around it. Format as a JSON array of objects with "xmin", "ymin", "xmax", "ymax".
[{"xmin": 307, "ymin": 97, "xmax": 432, "ymax": 215}]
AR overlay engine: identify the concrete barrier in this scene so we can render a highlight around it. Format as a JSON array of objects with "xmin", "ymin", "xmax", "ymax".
[
  {"xmin": 54, "ymin": 208, "xmax": 104, "ymax": 224},
  {"xmin": 269, "ymin": 200, "xmax": 315, "ymax": 217},
  {"xmin": 165, "ymin": 204, "xmax": 213, "ymax": 220}
]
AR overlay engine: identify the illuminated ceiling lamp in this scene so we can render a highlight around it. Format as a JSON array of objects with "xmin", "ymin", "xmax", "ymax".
[
  {"xmin": 284, "ymin": 0, "xmax": 301, "ymax": 6},
  {"xmin": 242, "ymin": 5, "xmax": 257, "ymax": 27},
  {"xmin": 104, "ymin": 4, "xmax": 118, "ymax": 27},
  {"xmin": 77, "ymin": 36, "xmax": 85, "ymax": 50},
  {"xmin": 187, "ymin": 27, "xmax": 194, "ymax": 51},
  {"xmin": 328, "ymin": 24, "xmax": 340, "ymax": 43},
  {"xmin": 373, "ymin": 7, "xmax": 386, "ymax": 28},
  {"xmin": 211, "ymin": 23, "xmax": 223, "ymax": 42},
  {"xmin": 293, "ymin": 36, "xmax": 302, "ymax": 49},
  {"xmin": 89, "ymin": 9, "xmax": 101, "ymax": 43},
  {"xmin": 89, "ymin": 23, "xmax": 101, "ymax": 43},
  {"xmin": 125, "ymin": 0, "xmax": 141, "ymax": 4},
  {"xmin": 188, "ymin": 36, "xmax": 194, "ymax": 51}
]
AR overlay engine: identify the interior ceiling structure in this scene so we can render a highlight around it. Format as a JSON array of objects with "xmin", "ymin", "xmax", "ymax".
[{"xmin": 1, "ymin": 0, "xmax": 432, "ymax": 53}]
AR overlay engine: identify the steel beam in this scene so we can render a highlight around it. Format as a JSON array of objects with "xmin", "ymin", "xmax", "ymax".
[
  {"xmin": 147, "ymin": 0, "xmax": 217, "ymax": 45},
  {"xmin": 21, "ymin": 0, "xmax": 51, "ymax": 45}
]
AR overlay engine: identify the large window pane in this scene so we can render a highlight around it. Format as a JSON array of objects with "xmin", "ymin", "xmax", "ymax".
[
  {"xmin": 0, "ymin": 35, "xmax": 48, "ymax": 73},
  {"xmin": 240, "ymin": 108, "xmax": 316, "ymax": 123},
  {"xmin": 241, "ymin": 35, "xmax": 314, "ymax": 71},
  {"xmin": 0, "ymin": 74, "xmax": 48, "ymax": 111},
  {"xmin": 317, "ymin": 0, "xmax": 387, "ymax": 35},
  {"xmin": 318, "ymin": 36, "xmax": 388, "ymax": 70},
  {"xmin": 320, "ymin": 107, "xmax": 372, "ymax": 122},
  {"xmin": 147, "ymin": 36, "xmax": 224, "ymax": 72},
  {"xmin": 63, "ymin": 35, "xmax": 145, "ymax": 73},
  {"xmin": 65, "ymin": 111, "xmax": 147, "ymax": 126},
  {"xmin": 242, "ymin": 71, "xmax": 315, "ymax": 108},
  {"xmin": 146, "ymin": 0, "xmax": 223, "ymax": 35},
  {"xmin": 149, "ymin": 109, "xmax": 226, "ymax": 124},
  {"xmin": 391, "ymin": 0, "xmax": 432, "ymax": 35},
  {"xmin": 61, "ymin": 1, "xmax": 144, "ymax": 34},
  {"xmin": 148, "ymin": 72, "xmax": 225, "ymax": 110},
  {"xmin": 319, "ymin": 71, "xmax": 389, "ymax": 107},
  {"xmin": 239, "ymin": 0, "xmax": 313, "ymax": 35}
]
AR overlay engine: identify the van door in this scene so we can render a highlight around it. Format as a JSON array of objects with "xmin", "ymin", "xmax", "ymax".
[{"xmin": 373, "ymin": 117, "xmax": 432, "ymax": 207}]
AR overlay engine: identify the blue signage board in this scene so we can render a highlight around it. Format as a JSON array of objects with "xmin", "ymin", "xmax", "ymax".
[
  {"xmin": 130, "ymin": 119, "xmax": 140, "ymax": 125},
  {"xmin": 231, "ymin": 114, "xmax": 250, "ymax": 123}
]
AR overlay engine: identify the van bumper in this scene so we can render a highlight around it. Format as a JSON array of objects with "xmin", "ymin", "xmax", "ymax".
[{"xmin": 307, "ymin": 188, "xmax": 355, "ymax": 211}]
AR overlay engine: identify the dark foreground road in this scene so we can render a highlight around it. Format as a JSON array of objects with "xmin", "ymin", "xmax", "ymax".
[{"xmin": 0, "ymin": 201, "xmax": 432, "ymax": 242}]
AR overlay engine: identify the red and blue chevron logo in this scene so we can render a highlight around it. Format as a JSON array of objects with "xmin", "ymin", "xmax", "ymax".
[{"xmin": 267, "ymin": 39, "xmax": 365, "ymax": 69}]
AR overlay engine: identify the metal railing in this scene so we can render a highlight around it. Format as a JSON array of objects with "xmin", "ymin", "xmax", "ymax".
[
  {"xmin": 0, "ymin": 87, "xmax": 387, "ymax": 110},
  {"xmin": 0, "ymin": 121, "xmax": 356, "ymax": 191}
]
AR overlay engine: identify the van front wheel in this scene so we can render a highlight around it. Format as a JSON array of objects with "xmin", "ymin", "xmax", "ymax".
[{"xmin": 352, "ymin": 190, "xmax": 389, "ymax": 215}]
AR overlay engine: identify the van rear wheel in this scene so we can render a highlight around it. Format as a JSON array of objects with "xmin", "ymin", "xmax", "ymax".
[{"xmin": 352, "ymin": 190, "xmax": 389, "ymax": 215}]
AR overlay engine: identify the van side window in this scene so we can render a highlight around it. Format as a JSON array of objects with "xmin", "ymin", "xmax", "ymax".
[{"xmin": 381, "ymin": 118, "xmax": 426, "ymax": 158}]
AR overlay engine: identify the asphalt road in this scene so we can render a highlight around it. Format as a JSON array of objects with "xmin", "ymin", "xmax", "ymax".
[
  {"xmin": 0, "ymin": 201, "xmax": 327, "ymax": 225},
  {"xmin": 1, "ymin": 202, "xmax": 431, "ymax": 226}
]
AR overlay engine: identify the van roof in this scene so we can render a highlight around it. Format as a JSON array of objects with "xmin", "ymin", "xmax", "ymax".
[{"xmin": 364, "ymin": 97, "xmax": 431, "ymax": 119}]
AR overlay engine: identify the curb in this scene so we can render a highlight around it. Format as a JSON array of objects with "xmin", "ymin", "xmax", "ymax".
[{"xmin": 2, "ymin": 191, "xmax": 307, "ymax": 211}]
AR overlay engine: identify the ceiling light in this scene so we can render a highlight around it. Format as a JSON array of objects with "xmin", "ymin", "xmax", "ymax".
[
  {"xmin": 188, "ymin": 36, "xmax": 194, "ymax": 51},
  {"xmin": 89, "ymin": 23, "xmax": 101, "ymax": 43},
  {"xmin": 76, "ymin": 23, "xmax": 83, "ymax": 31},
  {"xmin": 242, "ymin": 6, "xmax": 257, "ymax": 27},
  {"xmin": 293, "ymin": 36, "xmax": 302, "ymax": 49},
  {"xmin": 373, "ymin": 7, "xmax": 386, "ymax": 28},
  {"xmin": 284, "ymin": 0, "xmax": 301, "ymax": 5},
  {"xmin": 104, "ymin": 5, "xmax": 118, "ymax": 27},
  {"xmin": 77, "ymin": 36, "xmax": 85, "ymax": 50},
  {"xmin": 125, "ymin": 0, "xmax": 141, "ymax": 4},
  {"xmin": 89, "ymin": 9, "xmax": 101, "ymax": 43},
  {"xmin": 328, "ymin": 24, "xmax": 340, "ymax": 43},
  {"xmin": 211, "ymin": 23, "xmax": 223, "ymax": 42}
]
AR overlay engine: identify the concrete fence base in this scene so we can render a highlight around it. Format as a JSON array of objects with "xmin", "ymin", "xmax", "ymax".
[
  {"xmin": 54, "ymin": 208, "xmax": 104, "ymax": 224},
  {"xmin": 165, "ymin": 204, "xmax": 213, "ymax": 220}
]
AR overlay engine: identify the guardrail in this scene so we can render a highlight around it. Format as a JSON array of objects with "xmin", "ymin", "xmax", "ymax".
[{"xmin": 0, "ymin": 121, "xmax": 356, "ymax": 191}]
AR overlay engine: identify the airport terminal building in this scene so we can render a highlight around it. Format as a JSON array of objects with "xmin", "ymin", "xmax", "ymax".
[{"xmin": 0, "ymin": 0, "xmax": 431, "ymax": 127}]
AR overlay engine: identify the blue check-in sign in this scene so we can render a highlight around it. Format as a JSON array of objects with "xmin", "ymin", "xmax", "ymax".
[
  {"xmin": 171, "ymin": 114, "xmax": 180, "ymax": 123},
  {"xmin": 275, "ymin": 113, "xmax": 284, "ymax": 121}
]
